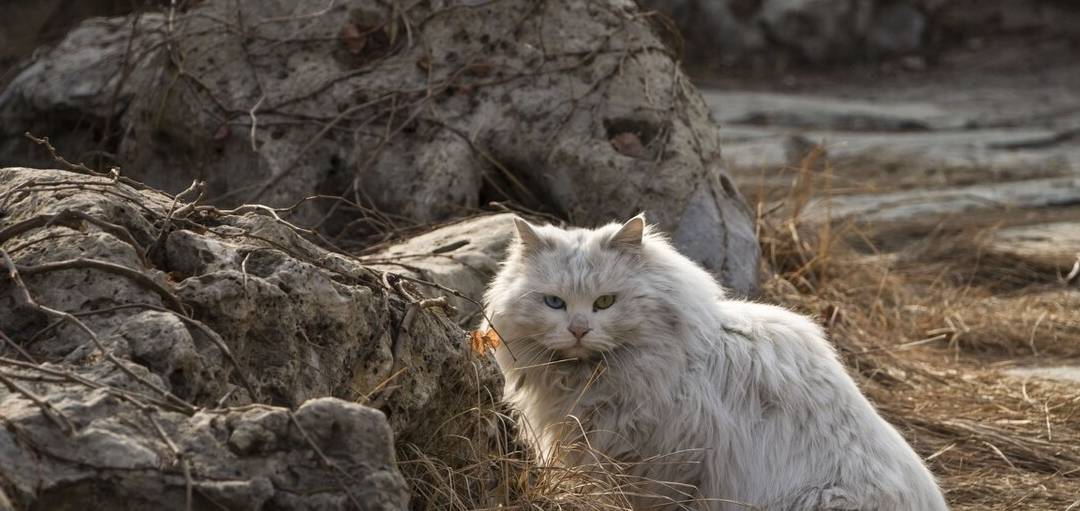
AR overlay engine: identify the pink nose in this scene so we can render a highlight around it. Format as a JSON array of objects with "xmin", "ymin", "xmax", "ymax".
[{"xmin": 568, "ymin": 324, "xmax": 591, "ymax": 340}]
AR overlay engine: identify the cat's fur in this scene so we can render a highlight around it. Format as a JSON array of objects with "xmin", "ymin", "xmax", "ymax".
[{"xmin": 482, "ymin": 215, "xmax": 947, "ymax": 510}]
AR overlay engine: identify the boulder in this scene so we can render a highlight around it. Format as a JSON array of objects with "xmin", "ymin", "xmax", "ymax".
[
  {"xmin": 798, "ymin": 177, "xmax": 1080, "ymax": 228},
  {"xmin": 365, "ymin": 213, "xmax": 517, "ymax": 323},
  {"xmin": 0, "ymin": 0, "xmax": 760, "ymax": 296},
  {"xmin": 639, "ymin": 0, "xmax": 926, "ymax": 64},
  {"xmin": 0, "ymin": 166, "xmax": 504, "ymax": 509},
  {"xmin": 985, "ymin": 221, "xmax": 1080, "ymax": 271}
]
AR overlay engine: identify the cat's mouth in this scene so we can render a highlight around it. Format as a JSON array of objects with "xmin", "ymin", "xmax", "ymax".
[
  {"xmin": 553, "ymin": 343, "xmax": 613, "ymax": 365},
  {"xmin": 557, "ymin": 346, "xmax": 598, "ymax": 361}
]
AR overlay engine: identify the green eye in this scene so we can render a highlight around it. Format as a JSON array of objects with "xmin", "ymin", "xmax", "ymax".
[{"xmin": 593, "ymin": 294, "xmax": 616, "ymax": 310}]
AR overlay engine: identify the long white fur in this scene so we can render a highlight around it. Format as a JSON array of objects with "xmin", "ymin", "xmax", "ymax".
[{"xmin": 482, "ymin": 215, "xmax": 948, "ymax": 510}]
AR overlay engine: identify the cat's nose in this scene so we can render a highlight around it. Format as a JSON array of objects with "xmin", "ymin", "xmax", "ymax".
[{"xmin": 568, "ymin": 323, "xmax": 591, "ymax": 340}]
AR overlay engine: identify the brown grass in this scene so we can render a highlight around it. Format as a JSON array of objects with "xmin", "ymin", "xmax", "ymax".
[{"xmin": 756, "ymin": 157, "xmax": 1080, "ymax": 511}]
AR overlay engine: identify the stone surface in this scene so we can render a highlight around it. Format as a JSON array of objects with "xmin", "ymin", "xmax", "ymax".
[
  {"xmin": 0, "ymin": 167, "xmax": 505, "ymax": 509},
  {"xmin": 640, "ymin": 0, "xmax": 927, "ymax": 64},
  {"xmin": 1005, "ymin": 366, "xmax": 1080, "ymax": 384},
  {"xmin": 641, "ymin": 0, "xmax": 1080, "ymax": 65},
  {"xmin": 0, "ymin": 0, "xmax": 760, "ymax": 296},
  {"xmin": 0, "ymin": 0, "xmax": 134, "ymax": 85},
  {"xmin": 366, "ymin": 214, "xmax": 516, "ymax": 323},
  {"xmin": 706, "ymin": 90, "xmax": 963, "ymax": 131},
  {"xmin": 0, "ymin": 390, "xmax": 408, "ymax": 511},
  {"xmin": 986, "ymin": 221, "xmax": 1080, "ymax": 270},
  {"xmin": 798, "ymin": 177, "xmax": 1080, "ymax": 227}
]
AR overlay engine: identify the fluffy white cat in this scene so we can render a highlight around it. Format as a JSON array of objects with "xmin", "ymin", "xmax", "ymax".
[{"xmin": 481, "ymin": 214, "xmax": 947, "ymax": 510}]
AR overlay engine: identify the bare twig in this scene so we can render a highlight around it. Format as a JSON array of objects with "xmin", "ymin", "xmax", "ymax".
[
  {"xmin": 0, "ymin": 369, "xmax": 75, "ymax": 434},
  {"xmin": 1, "ymin": 250, "xmax": 197, "ymax": 415},
  {"xmin": 0, "ymin": 209, "xmax": 149, "ymax": 267},
  {"xmin": 14, "ymin": 258, "xmax": 187, "ymax": 314}
]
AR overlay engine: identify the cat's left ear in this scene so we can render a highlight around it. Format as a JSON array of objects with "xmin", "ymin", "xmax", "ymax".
[{"xmin": 608, "ymin": 213, "xmax": 645, "ymax": 249}]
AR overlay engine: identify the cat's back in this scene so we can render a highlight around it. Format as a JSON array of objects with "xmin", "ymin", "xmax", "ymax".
[
  {"xmin": 700, "ymin": 299, "xmax": 949, "ymax": 510},
  {"xmin": 708, "ymin": 299, "xmax": 838, "ymax": 368}
]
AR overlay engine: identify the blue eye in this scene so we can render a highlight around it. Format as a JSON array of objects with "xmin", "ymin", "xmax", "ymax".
[{"xmin": 543, "ymin": 295, "xmax": 565, "ymax": 309}]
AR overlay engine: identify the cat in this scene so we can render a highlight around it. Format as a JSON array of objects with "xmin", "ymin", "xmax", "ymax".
[{"xmin": 481, "ymin": 214, "xmax": 948, "ymax": 510}]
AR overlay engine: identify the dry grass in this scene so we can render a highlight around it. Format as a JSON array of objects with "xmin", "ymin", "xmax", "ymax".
[{"xmin": 756, "ymin": 156, "xmax": 1080, "ymax": 510}]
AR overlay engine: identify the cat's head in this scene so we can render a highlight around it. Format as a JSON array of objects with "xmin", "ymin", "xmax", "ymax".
[{"xmin": 486, "ymin": 214, "xmax": 676, "ymax": 362}]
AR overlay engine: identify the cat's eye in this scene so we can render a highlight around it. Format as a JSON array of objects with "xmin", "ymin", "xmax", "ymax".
[
  {"xmin": 593, "ymin": 294, "xmax": 616, "ymax": 310},
  {"xmin": 543, "ymin": 295, "xmax": 566, "ymax": 309}
]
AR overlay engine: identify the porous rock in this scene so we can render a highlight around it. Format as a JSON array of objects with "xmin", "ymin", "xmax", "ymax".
[
  {"xmin": 0, "ymin": 0, "xmax": 759, "ymax": 296},
  {"xmin": 0, "ymin": 167, "xmax": 504, "ymax": 509},
  {"xmin": 366, "ymin": 213, "xmax": 517, "ymax": 323}
]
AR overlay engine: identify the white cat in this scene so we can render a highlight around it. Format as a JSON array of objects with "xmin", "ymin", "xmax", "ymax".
[{"xmin": 482, "ymin": 214, "xmax": 947, "ymax": 510}]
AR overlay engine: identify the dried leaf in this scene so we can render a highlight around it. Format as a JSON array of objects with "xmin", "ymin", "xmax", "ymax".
[
  {"xmin": 466, "ymin": 62, "xmax": 493, "ymax": 78},
  {"xmin": 416, "ymin": 55, "xmax": 432, "ymax": 72},
  {"xmin": 610, "ymin": 131, "xmax": 647, "ymax": 159},
  {"xmin": 213, "ymin": 123, "xmax": 230, "ymax": 141},
  {"xmin": 469, "ymin": 328, "xmax": 502, "ymax": 354},
  {"xmin": 341, "ymin": 22, "xmax": 367, "ymax": 55}
]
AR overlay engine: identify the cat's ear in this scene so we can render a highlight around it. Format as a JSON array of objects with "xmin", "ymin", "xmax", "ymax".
[
  {"xmin": 608, "ymin": 214, "xmax": 645, "ymax": 250},
  {"xmin": 513, "ymin": 216, "xmax": 547, "ymax": 255}
]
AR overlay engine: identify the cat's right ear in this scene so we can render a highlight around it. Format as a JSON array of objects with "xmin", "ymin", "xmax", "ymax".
[{"xmin": 513, "ymin": 217, "xmax": 547, "ymax": 256}]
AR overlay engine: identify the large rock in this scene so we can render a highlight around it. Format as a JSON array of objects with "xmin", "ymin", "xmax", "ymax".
[
  {"xmin": 985, "ymin": 221, "xmax": 1080, "ymax": 271},
  {"xmin": 798, "ymin": 177, "xmax": 1080, "ymax": 228},
  {"xmin": 0, "ymin": 0, "xmax": 760, "ymax": 297},
  {"xmin": 0, "ymin": 0, "xmax": 134, "ymax": 85},
  {"xmin": 640, "ymin": 0, "xmax": 927, "ymax": 64},
  {"xmin": 365, "ymin": 213, "xmax": 517, "ymax": 323},
  {"xmin": 0, "ymin": 391, "xmax": 408, "ymax": 511},
  {"xmin": 641, "ymin": 0, "xmax": 1080, "ymax": 66},
  {"xmin": 0, "ymin": 167, "xmax": 504, "ymax": 509}
]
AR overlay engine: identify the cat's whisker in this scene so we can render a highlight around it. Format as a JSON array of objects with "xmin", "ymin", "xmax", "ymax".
[{"xmin": 513, "ymin": 357, "xmax": 585, "ymax": 371}]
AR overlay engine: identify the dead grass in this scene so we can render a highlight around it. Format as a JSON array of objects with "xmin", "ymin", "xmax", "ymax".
[{"xmin": 755, "ymin": 156, "xmax": 1080, "ymax": 510}]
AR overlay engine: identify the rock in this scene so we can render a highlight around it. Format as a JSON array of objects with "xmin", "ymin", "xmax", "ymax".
[
  {"xmin": 985, "ymin": 221, "xmax": 1080, "ymax": 271},
  {"xmin": 1005, "ymin": 366, "xmax": 1080, "ymax": 385},
  {"xmin": 705, "ymin": 90, "xmax": 961, "ymax": 132},
  {"xmin": 719, "ymin": 123, "xmax": 1080, "ymax": 182},
  {"xmin": 0, "ymin": 387, "xmax": 408, "ymax": 511},
  {"xmin": 0, "ymin": 15, "xmax": 163, "ymax": 170},
  {"xmin": 933, "ymin": 0, "xmax": 1080, "ymax": 39},
  {"xmin": 0, "ymin": 167, "xmax": 505, "ymax": 509},
  {"xmin": 0, "ymin": 0, "xmax": 135, "ymax": 85},
  {"xmin": 366, "ymin": 214, "xmax": 517, "ymax": 323},
  {"xmin": 867, "ymin": 1, "xmax": 926, "ymax": 56},
  {"xmin": 640, "ymin": 0, "xmax": 927, "ymax": 64},
  {"xmin": 0, "ymin": 0, "xmax": 760, "ymax": 296},
  {"xmin": 798, "ymin": 177, "xmax": 1080, "ymax": 227}
]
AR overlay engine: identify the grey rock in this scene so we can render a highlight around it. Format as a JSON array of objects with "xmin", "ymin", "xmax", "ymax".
[
  {"xmin": 0, "ymin": 167, "xmax": 507, "ymax": 509},
  {"xmin": 706, "ymin": 90, "xmax": 961, "ymax": 132},
  {"xmin": 985, "ymin": 221, "xmax": 1080, "ymax": 270},
  {"xmin": 640, "ymin": 0, "xmax": 926, "ymax": 64},
  {"xmin": 366, "ymin": 214, "xmax": 517, "ymax": 322},
  {"xmin": 1006, "ymin": 366, "xmax": 1080, "ymax": 385},
  {"xmin": 798, "ymin": 177, "xmax": 1080, "ymax": 227},
  {"xmin": 0, "ymin": 0, "xmax": 760, "ymax": 296}
]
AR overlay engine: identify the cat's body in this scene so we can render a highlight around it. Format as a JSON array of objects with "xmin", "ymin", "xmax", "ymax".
[{"xmin": 482, "ymin": 215, "xmax": 947, "ymax": 510}]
